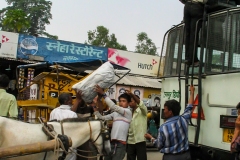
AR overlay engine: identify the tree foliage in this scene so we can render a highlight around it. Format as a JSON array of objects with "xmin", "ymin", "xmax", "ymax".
[
  {"xmin": 87, "ymin": 26, "xmax": 127, "ymax": 50},
  {"xmin": 0, "ymin": 0, "xmax": 58, "ymax": 39},
  {"xmin": 135, "ymin": 32, "xmax": 157, "ymax": 55},
  {"xmin": 2, "ymin": 9, "xmax": 30, "ymax": 32}
]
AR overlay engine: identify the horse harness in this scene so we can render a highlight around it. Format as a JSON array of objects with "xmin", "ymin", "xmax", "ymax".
[
  {"xmin": 41, "ymin": 119, "xmax": 111, "ymax": 159},
  {"xmin": 41, "ymin": 120, "xmax": 70, "ymax": 160},
  {"xmin": 88, "ymin": 120, "xmax": 111, "ymax": 155}
]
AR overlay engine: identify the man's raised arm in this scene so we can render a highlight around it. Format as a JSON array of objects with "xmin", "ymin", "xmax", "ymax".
[{"xmin": 182, "ymin": 85, "xmax": 195, "ymax": 119}]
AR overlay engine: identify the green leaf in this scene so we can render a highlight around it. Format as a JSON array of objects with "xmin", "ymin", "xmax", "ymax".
[
  {"xmin": 87, "ymin": 25, "xmax": 127, "ymax": 50},
  {"xmin": 0, "ymin": 0, "xmax": 55, "ymax": 36},
  {"xmin": 135, "ymin": 32, "xmax": 157, "ymax": 55}
]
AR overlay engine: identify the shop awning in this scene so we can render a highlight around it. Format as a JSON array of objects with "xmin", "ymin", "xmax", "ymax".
[
  {"xmin": 58, "ymin": 60, "xmax": 129, "ymax": 73},
  {"xmin": 117, "ymin": 75, "xmax": 161, "ymax": 89},
  {"xmin": 17, "ymin": 62, "xmax": 48, "ymax": 69},
  {"xmin": 0, "ymin": 57, "xmax": 37, "ymax": 64}
]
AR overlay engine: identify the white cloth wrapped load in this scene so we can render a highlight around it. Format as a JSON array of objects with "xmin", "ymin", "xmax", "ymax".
[{"xmin": 72, "ymin": 62, "xmax": 115, "ymax": 103}]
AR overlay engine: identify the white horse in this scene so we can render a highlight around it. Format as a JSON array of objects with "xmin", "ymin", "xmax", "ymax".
[{"xmin": 0, "ymin": 116, "xmax": 111, "ymax": 160}]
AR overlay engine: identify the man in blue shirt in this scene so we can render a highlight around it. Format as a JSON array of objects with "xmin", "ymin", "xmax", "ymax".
[{"xmin": 145, "ymin": 86, "xmax": 194, "ymax": 160}]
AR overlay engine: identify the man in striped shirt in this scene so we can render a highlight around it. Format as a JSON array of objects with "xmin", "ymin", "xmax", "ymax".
[{"xmin": 145, "ymin": 86, "xmax": 194, "ymax": 160}]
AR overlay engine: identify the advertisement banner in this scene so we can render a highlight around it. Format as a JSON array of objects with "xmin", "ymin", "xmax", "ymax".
[
  {"xmin": 108, "ymin": 48, "xmax": 160, "ymax": 76},
  {"xmin": 116, "ymin": 85, "xmax": 130, "ymax": 101},
  {"xmin": 0, "ymin": 31, "xmax": 19, "ymax": 59},
  {"xmin": 17, "ymin": 34, "xmax": 108, "ymax": 63},
  {"xmin": 106, "ymin": 84, "xmax": 116, "ymax": 100},
  {"xmin": 151, "ymin": 94, "xmax": 161, "ymax": 107},
  {"xmin": 130, "ymin": 87, "xmax": 144, "ymax": 100},
  {"xmin": 30, "ymin": 84, "xmax": 38, "ymax": 100}
]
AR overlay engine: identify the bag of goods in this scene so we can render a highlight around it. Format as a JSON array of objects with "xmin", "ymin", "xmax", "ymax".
[{"xmin": 72, "ymin": 62, "xmax": 115, "ymax": 103}]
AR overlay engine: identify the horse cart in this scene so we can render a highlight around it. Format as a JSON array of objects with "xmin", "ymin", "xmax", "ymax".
[
  {"xmin": 17, "ymin": 62, "xmax": 130, "ymax": 122},
  {"xmin": 16, "ymin": 61, "xmax": 130, "ymax": 122},
  {"xmin": 0, "ymin": 116, "xmax": 73, "ymax": 160},
  {"xmin": 0, "ymin": 116, "xmax": 114, "ymax": 160},
  {"xmin": 0, "ymin": 61, "xmax": 130, "ymax": 159}
]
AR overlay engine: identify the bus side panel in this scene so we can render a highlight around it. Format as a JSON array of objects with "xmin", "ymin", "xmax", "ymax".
[
  {"xmin": 160, "ymin": 78, "xmax": 203, "ymax": 144},
  {"xmin": 200, "ymin": 73, "xmax": 240, "ymax": 150},
  {"xmin": 160, "ymin": 73, "xmax": 240, "ymax": 159}
]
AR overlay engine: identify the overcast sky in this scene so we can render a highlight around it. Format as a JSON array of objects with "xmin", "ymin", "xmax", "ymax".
[{"xmin": 0, "ymin": 0, "xmax": 184, "ymax": 53}]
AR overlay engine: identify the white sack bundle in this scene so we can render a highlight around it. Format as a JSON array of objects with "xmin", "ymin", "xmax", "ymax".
[{"xmin": 72, "ymin": 62, "xmax": 115, "ymax": 103}]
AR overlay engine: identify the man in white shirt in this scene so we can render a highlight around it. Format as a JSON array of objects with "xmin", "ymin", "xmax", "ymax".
[
  {"xmin": 50, "ymin": 93, "xmax": 77, "ymax": 121},
  {"xmin": 49, "ymin": 93, "xmax": 77, "ymax": 160}
]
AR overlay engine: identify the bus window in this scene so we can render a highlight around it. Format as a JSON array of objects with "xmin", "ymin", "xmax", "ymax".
[
  {"xmin": 206, "ymin": 11, "xmax": 240, "ymax": 73},
  {"xmin": 163, "ymin": 25, "xmax": 184, "ymax": 77}
]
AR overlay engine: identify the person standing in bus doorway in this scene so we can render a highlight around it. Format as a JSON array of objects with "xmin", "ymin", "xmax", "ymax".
[
  {"xmin": 179, "ymin": 0, "xmax": 204, "ymax": 66},
  {"xmin": 144, "ymin": 85, "xmax": 195, "ymax": 160},
  {"xmin": 231, "ymin": 102, "xmax": 240, "ymax": 160},
  {"xmin": 126, "ymin": 90, "xmax": 148, "ymax": 160}
]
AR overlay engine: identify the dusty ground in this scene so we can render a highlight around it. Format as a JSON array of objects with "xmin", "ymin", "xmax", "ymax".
[{"xmin": 123, "ymin": 148, "xmax": 163, "ymax": 160}]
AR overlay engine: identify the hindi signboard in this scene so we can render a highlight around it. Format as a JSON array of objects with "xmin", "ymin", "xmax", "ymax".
[{"xmin": 17, "ymin": 34, "xmax": 108, "ymax": 63}]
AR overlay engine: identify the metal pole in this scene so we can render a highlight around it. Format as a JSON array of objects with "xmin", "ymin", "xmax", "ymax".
[{"xmin": 194, "ymin": 5, "xmax": 207, "ymax": 146}]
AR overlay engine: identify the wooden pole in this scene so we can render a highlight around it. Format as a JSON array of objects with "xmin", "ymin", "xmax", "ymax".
[{"xmin": 0, "ymin": 138, "xmax": 72, "ymax": 158}]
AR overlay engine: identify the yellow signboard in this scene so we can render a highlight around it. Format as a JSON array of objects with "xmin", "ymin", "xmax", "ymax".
[
  {"xmin": 17, "ymin": 71, "xmax": 83, "ymax": 121},
  {"xmin": 33, "ymin": 72, "xmax": 80, "ymax": 99},
  {"xmin": 223, "ymin": 128, "xmax": 234, "ymax": 143},
  {"xmin": 44, "ymin": 76, "xmax": 75, "ymax": 97}
]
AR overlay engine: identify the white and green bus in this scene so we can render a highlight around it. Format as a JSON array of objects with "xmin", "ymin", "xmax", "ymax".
[{"xmin": 159, "ymin": 3, "xmax": 240, "ymax": 160}]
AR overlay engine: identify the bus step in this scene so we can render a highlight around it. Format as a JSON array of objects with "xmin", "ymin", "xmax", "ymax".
[
  {"xmin": 179, "ymin": 76, "xmax": 199, "ymax": 80},
  {"xmin": 186, "ymin": 104, "xmax": 198, "ymax": 106},
  {"xmin": 186, "ymin": 84, "xmax": 199, "ymax": 87},
  {"xmin": 189, "ymin": 123, "xmax": 198, "ymax": 127}
]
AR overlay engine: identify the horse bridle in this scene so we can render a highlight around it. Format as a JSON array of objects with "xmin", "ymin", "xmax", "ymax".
[{"xmin": 88, "ymin": 120, "xmax": 111, "ymax": 155}]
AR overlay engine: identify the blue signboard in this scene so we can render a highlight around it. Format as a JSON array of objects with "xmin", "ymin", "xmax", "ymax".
[{"xmin": 17, "ymin": 34, "xmax": 108, "ymax": 63}]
